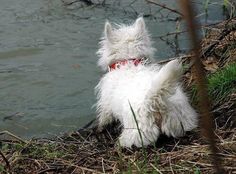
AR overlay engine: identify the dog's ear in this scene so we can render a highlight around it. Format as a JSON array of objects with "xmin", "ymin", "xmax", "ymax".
[
  {"xmin": 135, "ymin": 17, "xmax": 146, "ymax": 34},
  {"xmin": 104, "ymin": 21, "xmax": 113, "ymax": 43}
]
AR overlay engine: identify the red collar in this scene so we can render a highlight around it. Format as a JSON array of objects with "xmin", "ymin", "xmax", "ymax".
[{"xmin": 108, "ymin": 58, "xmax": 144, "ymax": 71}]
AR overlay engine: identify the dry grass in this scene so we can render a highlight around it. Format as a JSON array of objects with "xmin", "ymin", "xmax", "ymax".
[
  {"xmin": 0, "ymin": 122, "xmax": 235, "ymax": 173},
  {"xmin": 0, "ymin": 18, "xmax": 236, "ymax": 174}
]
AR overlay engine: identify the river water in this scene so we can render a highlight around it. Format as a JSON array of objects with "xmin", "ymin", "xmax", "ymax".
[{"xmin": 0, "ymin": 0, "xmax": 227, "ymax": 138}]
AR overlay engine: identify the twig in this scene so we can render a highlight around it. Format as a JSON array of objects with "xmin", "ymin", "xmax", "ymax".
[
  {"xmin": 156, "ymin": 54, "xmax": 192, "ymax": 65},
  {"xmin": 146, "ymin": 0, "xmax": 183, "ymax": 16},
  {"xmin": 0, "ymin": 150, "xmax": 10, "ymax": 170},
  {"xmin": 168, "ymin": 158, "xmax": 174, "ymax": 174},
  {"xmin": 61, "ymin": 0, "xmax": 94, "ymax": 6},
  {"xmin": 0, "ymin": 131, "xmax": 27, "ymax": 144},
  {"xmin": 182, "ymin": 160, "xmax": 213, "ymax": 167},
  {"xmin": 129, "ymin": 159, "xmax": 141, "ymax": 172},
  {"xmin": 179, "ymin": 1, "xmax": 224, "ymax": 174},
  {"xmin": 150, "ymin": 163, "xmax": 163, "ymax": 174},
  {"xmin": 173, "ymin": 164, "xmax": 192, "ymax": 171},
  {"xmin": 154, "ymin": 30, "xmax": 187, "ymax": 39},
  {"xmin": 76, "ymin": 166, "xmax": 103, "ymax": 173},
  {"xmin": 101, "ymin": 158, "xmax": 105, "ymax": 173},
  {"xmin": 37, "ymin": 167, "xmax": 63, "ymax": 174},
  {"xmin": 61, "ymin": 0, "xmax": 78, "ymax": 5}
]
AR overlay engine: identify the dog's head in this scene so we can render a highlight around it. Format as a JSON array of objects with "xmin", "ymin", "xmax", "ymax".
[{"xmin": 97, "ymin": 17, "xmax": 155, "ymax": 71}]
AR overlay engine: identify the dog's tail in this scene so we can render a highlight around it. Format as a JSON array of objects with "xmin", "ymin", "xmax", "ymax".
[{"xmin": 148, "ymin": 59, "xmax": 183, "ymax": 98}]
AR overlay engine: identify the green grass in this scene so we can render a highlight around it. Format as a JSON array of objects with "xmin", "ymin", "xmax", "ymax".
[
  {"xmin": 128, "ymin": 102, "xmax": 148, "ymax": 173},
  {"xmin": 129, "ymin": 102, "xmax": 145, "ymax": 148},
  {"xmin": 194, "ymin": 167, "xmax": 201, "ymax": 174},
  {"xmin": 223, "ymin": 0, "xmax": 230, "ymax": 9},
  {"xmin": 204, "ymin": 0, "xmax": 210, "ymax": 13},
  {"xmin": 191, "ymin": 63, "xmax": 236, "ymax": 103},
  {"xmin": 204, "ymin": 0, "xmax": 235, "ymax": 18},
  {"xmin": 0, "ymin": 164, "xmax": 6, "ymax": 173},
  {"xmin": 208, "ymin": 63, "xmax": 236, "ymax": 101},
  {"xmin": 25, "ymin": 143, "xmax": 65, "ymax": 159},
  {"xmin": 1, "ymin": 141, "xmax": 65, "ymax": 160}
]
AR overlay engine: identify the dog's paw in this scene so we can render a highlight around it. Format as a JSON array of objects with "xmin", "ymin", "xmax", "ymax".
[
  {"xmin": 118, "ymin": 135, "xmax": 133, "ymax": 148},
  {"xmin": 118, "ymin": 129, "xmax": 146, "ymax": 148}
]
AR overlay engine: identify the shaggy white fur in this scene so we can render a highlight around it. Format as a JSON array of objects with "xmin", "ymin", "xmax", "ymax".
[{"xmin": 95, "ymin": 17, "xmax": 198, "ymax": 147}]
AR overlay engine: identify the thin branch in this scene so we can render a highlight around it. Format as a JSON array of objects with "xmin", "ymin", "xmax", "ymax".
[
  {"xmin": 146, "ymin": 0, "xmax": 183, "ymax": 16},
  {"xmin": 0, "ymin": 150, "xmax": 10, "ymax": 170},
  {"xmin": 37, "ymin": 167, "xmax": 63, "ymax": 174},
  {"xmin": 0, "ymin": 131, "xmax": 27, "ymax": 144},
  {"xmin": 150, "ymin": 163, "xmax": 163, "ymax": 174},
  {"xmin": 179, "ymin": 1, "xmax": 224, "ymax": 174},
  {"xmin": 61, "ymin": 0, "xmax": 94, "ymax": 6}
]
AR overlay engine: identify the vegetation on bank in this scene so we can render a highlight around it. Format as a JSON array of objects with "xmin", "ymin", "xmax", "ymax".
[
  {"xmin": 191, "ymin": 63, "xmax": 236, "ymax": 104},
  {"xmin": 208, "ymin": 63, "xmax": 236, "ymax": 101}
]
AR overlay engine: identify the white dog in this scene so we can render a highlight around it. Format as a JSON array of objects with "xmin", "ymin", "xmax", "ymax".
[{"xmin": 95, "ymin": 17, "xmax": 197, "ymax": 147}]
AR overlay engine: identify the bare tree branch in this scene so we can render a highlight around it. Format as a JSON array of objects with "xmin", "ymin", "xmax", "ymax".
[
  {"xmin": 146, "ymin": 0, "xmax": 183, "ymax": 16},
  {"xmin": 179, "ymin": 1, "xmax": 224, "ymax": 173}
]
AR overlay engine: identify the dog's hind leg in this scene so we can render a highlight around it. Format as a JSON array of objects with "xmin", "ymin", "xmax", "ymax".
[
  {"xmin": 118, "ymin": 106, "xmax": 160, "ymax": 147},
  {"xmin": 118, "ymin": 121, "xmax": 160, "ymax": 147},
  {"xmin": 161, "ymin": 87, "xmax": 198, "ymax": 137}
]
